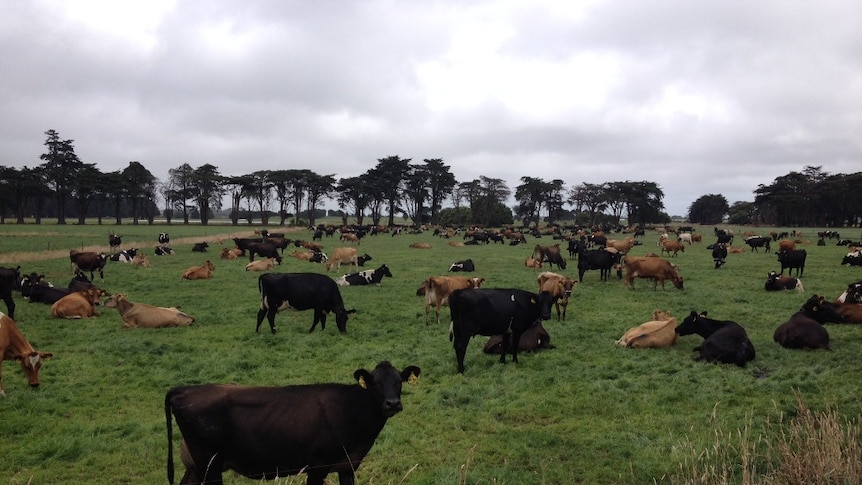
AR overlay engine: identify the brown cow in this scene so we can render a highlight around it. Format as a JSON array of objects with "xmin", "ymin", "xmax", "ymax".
[
  {"xmin": 182, "ymin": 261, "xmax": 215, "ymax": 280},
  {"xmin": 220, "ymin": 248, "xmax": 243, "ymax": 260},
  {"xmin": 727, "ymin": 246, "xmax": 746, "ymax": 254},
  {"xmin": 483, "ymin": 321, "xmax": 555, "ymax": 354},
  {"xmin": 606, "ymin": 238, "xmax": 636, "ymax": 254},
  {"xmin": 409, "ymin": 242, "xmax": 432, "ymax": 249},
  {"xmin": 660, "ymin": 239, "xmax": 685, "ymax": 257},
  {"xmin": 69, "ymin": 249, "xmax": 108, "ymax": 281},
  {"xmin": 833, "ymin": 302, "xmax": 862, "ymax": 323},
  {"xmin": 421, "ymin": 276, "xmax": 485, "ymax": 325},
  {"xmin": 615, "ymin": 310, "xmax": 678, "ymax": 348},
  {"xmin": 623, "ymin": 256, "xmax": 684, "ymax": 290},
  {"xmin": 536, "ymin": 271, "xmax": 577, "ymax": 321},
  {"xmin": 340, "ymin": 233, "xmax": 360, "ymax": 244},
  {"xmin": 524, "ymin": 256, "xmax": 543, "ymax": 269},
  {"xmin": 131, "ymin": 254, "xmax": 150, "ymax": 268},
  {"xmin": 326, "ymin": 247, "xmax": 358, "ymax": 272},
  {"xmin": 778, "ymin": 239, "xmax": 797, "ymax": 251},
  {"xmin": 104, "ymin": 293, "xmax": 195, "ymax": 328},
  {"xmin": 245, "ymin": 258, "xmax": 276, "ymax": 272},
  {"xmin": 50, "ymin": 287, "xmax": 107, "ymax": 319},
  {"xmin": 0, "ymin": 312, "xmax": 52, "ymax": 396}
]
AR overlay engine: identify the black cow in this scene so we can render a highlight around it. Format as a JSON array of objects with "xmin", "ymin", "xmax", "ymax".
[
  {"xmin": 264, "ymin": 236, "xmax": 291, "ymax": 254},
  {"xmin": 570, "ymin": 240, "xmax": 621, "ymax": 282},
  {"xmin": 259, "ymin": 229, "xmax": 285, "ymax": 239},
  {"xmin": 165, "ymin": 361, "xmax": 421, "ymax": 485},
  {"xmin": 712, "ymin": 243, "xmax": 728, "ymax": 269},
  {"xmin": 841, "ymin": 250, "xmax": 862, "ymax": 266},
  {"xmin": 745, "ymin": 236, "xmax": 771, "ymax": 253},
  {"xmin": 233, "ymin": 237, "xmax": 264, "ymax": 253},
  {"xmin": 356, "ymin": 253, "xmax": 372, "ymax": 266},
  {"xmin": 154, "ymin": 246, "xmax": 174, "ymax": 256},
  {"xmin": 69, "ymin": 250, "xmax": 108, "ymax": 281},
  {"xmin": 158, "ymin": 232, "xmax": 170, "ymax": 245},
  {"xmin": 26, "ymin": 283, "xmax": 73, "ymax": 305},
  {"xmin": 449, "ymin": 288, "xmax": 554, "ymax": 373},
  {"xmin": 765, "ymin": 271, "xmax": 803, "ymax": 291},
  {"xmin": 68, "ymin": 272, "xmax": 97, "ymax": 292},
  {"xmin": 108, "ymin": 234, "xmax": 122, "ymax": 252},
  {"xmin": 715, "ymin": 233, "xmax": 734, "ymax": 245},
  {"xmin": 777, "ymin": 249, "xmax": 807, "ymax": 276},
  {"xmin": 533, "ymin": 244, "xmax": 566, "ymax": 269},
  {"xmin": 109, "ymin": 248, "xmax": 138, "ymax": 262},
  {"xmin": 449, "ymin": 259, "xmax": 475, "ymax": 272},
  {"xmin": 0, "ymin": 266, "xmax": 20, "ymax": 318},
  {"xmin": 256, "ymin": 272, "xmax": 356, "ymax": 334},
  {"xmin": 336, "ymin": 264, "xmax": 393, "ymax": 286},
  {"xmin": 191, "ymin": 242, "xmax": 209, "ymax": 252},
  {"xmin": 837, "ymin": 280, "xmax": 862, "ymax": 303},
  {"xmin": 247, "ymin": 241, "xmax": 283, "ymax": 264},
  {"xmin": 675, "ymin": 311, "xmax": 756, "ymax": 367},
  {"xmin": 773, "ymin": 295, "xmax": 843, "ymax": 350}
]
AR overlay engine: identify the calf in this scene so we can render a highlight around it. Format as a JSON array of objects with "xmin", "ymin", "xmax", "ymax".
[
  {"xmin": 154, "ymin": 246, "xmax": 175, "ymax": 256},
  {"xmin": 335, "ymin": 264, "xmax": 393, "ymax": 286},
  {"xmin": 483, "ymin": 321, "xmax": 554, "ymax": 354},
  {"xmin": 220, "ymin": 247, "xmax": 242, "ymax": 260},
  {"xmin": 131, "ymin": 254, "xmax": 150, "ymax": 268},
  {"xmin": 50, "ymin": 287, "xmax": 107, "ymax": 319},
  {"xmin": 0, "ymin": 312, "xmax": 53, "ymax": 396},
  {"xmin": 536, "ymin": 271, "xmax": 577, "ymax": 321},
  {"xmin": 675, "ymin": 311, "xmax": 756, "ymax": 367},
  {"xmin": 765, "ymin": 271, "xmax": 803, "ymax": 291},
  {"xmin": 449, "ymin": 259, "xmax": 475, "ymax": 272},
  {"xmin": 191, "ymin": 242, "xmax": 209, "ymax": 252},
  {"xmin": 165, "ymin": 361, "xmax": 420, "ymax": 485},
  {"xmin": 774, "ymin": 295, "xmax": 843, "ymax": 350},
  {"xmin": 256, "ymin": 272, "xmax": 356, "ymax": 334},
  {"xmin": 623, "ymin": 256, "xmax": 684, "ymax": 290},
  {"xmin": 615, "ymin": 310, "xmax": 678, "ymax": 348},
  {"xmin": 524, "ymin": 256, "xmax": 542, "ymax": 269},
  {"xmin": 181, "ymin": 261, "xmax": 215, "ymax": 280},
  {"xmin": 449, "ymin": 288, "xmax": 554, "ymax": 373},
  {"xmin": 420, "ymin": 276, "xmax": 486, "ymax": 325},
  {"xmin": 70, "ymin": 250, "xmax": 108, "ymax": 281},
  {"xmin": 245, "ymin": 258, "xmax": 276, "ymax": 272},
  {"xmin": 777, "ymin": 249, "xmax": 807, "ymax": 276},
  {"xmin": 104, "ymin": 293, "xmax": 195, "ymax": 328}
]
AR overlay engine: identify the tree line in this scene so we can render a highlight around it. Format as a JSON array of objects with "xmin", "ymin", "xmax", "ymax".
[{"xmin": 1, "ymin": 130, "xmax": 859, "ymax": 228}]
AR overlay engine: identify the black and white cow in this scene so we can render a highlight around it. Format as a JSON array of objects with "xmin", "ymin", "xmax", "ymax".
[
  {"xmin": 108, "ymin": 234, "xmax": 122, "ymax": 252},
  {"xmin": 712, "ymin": 243, "xmax": 728, "ymax": 269},
  {"xmin": 449, "ymin": 259, "xmax": 475, "ymax": 272},
  {"xmin": 165, "ymin": 361, "xmax": 421, "ymax": 485},
  {"xmin": 837, "ymin": 280, "xmax": 862, "ymax": 303},
  {"xmin": 841, "ymin": 250, "xmax": 862, "ymax": 266},
  {"xmin": 765, "ymin": 271, "xmax": 804, "ymax": 291},
  {"xmin": 109, "ymin": 248, "xmax": 138, "ymax": 263},
  {"xmin": 335, "ymin": 264, "xmax": 393, "ymax": 286},
  {"xmin": 154, "ymin": 246, "xmax": 175, "ymax": 256},
  {"xmin": 158, "ymin": 232, "xmax": 170, "ymax": 246},
  {"xmin": 675, "ymin": 311, "xmax": 756, "ymax": 367},
  {"xmin": 256, "ymin": 272, "xmax": 356, "ymax": 334},
  {"xmin": 20, "ymin": 274, "xmax": 73, "ymax": 305},
  {"xmin": 449, "ymin": 288, "xmax": 554, "ymax": 373}
]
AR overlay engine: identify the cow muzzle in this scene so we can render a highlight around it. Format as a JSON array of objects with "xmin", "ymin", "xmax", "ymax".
[{"xmin": 382, "ymin": 399, "xmax": 403, "ymax": 417}]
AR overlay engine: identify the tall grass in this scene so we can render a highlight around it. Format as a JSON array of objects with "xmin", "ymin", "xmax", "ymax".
[{"xmin": 0, "ymin": 221, "xmax": 861, "ymax": 484}]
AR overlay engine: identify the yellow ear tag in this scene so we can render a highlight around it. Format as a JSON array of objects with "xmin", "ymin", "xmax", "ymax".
[
  {"xmin": 408, "ymin": 372, "xmax": 419, "ymax": 384},
  {"xmin": 358, "ymin": 376, "xmax": 367, "ymax": 389}
]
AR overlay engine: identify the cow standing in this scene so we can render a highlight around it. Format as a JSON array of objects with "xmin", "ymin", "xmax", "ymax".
[
  {"xmin": 256, "ymin": 272, "xmax": 356, "ymax": 334},
  {"xmin": 675, "ymin": 311, "xmax": 756, "ymax": 367},
  {"xmin": 777, "ymin": 249, "xmax": 807, "ymax": 276},
  {"xmin": 712, "ymin": 243, "xmax": 728, "ymax": 269},
  {"xmin": 0, "ymin": 266, "xmax": 19, "ymax": 319},
  {"xmin": 70, "ymin": 250, "xmax": 108, "ymax": 281},
  {"xmin": 449, "ymin": 288, "xmax": 554, "ymax": 373},
  {"xmin": 108, "ymin": 234, "xmax": 122, "ymax": 252},
  {"xmin": 165, "ymin": 361, "xmax": 420, "ymax": 485}
]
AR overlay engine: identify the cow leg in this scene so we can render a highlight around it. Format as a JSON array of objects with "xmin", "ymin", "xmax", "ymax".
[
  {"xmin": 2, "ymin": 294, "xmax": 14, "ymax": 320},
  {"xmin": 335, "ymin": 470, "xmax": 356, "ymax": 485},
  {"xmin": 453, "ymin": 336, "xmax": 470, "ymax": 374},
  {"xmin": 510, "ymin": 330, "xmax": 523, "ymax": 364},
  {"xmin": 499, "ymin": 333, "xmax": 511, "ymax": 364},
  {"xmin": 309, "ymin": 310, "xmax": 327, "ymax": 332}
]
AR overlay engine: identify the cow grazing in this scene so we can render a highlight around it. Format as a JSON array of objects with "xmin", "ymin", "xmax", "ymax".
[
  {"xmin": 483, "ymin": 321, "xmax": 555, "ymax": 354},
  {"xmin": 256, "ymin": 272, "xmax": 356, "ymax": 334},
  {"xmin": 191, "ymin": 242, "xmax": 209, "ymax": 252},
  {"xmin": 536, "ymin": 271, "xmax": 577, "ymax": 321},
  {"xmin": 745, "ymin": 236, "xmax": 772, "ymax": 253},
  {"xmin": 660, "ymin": 239, "xmax": 685, "ymax": 257},
  {"xmin": 774, "ymin": 295, "xmax": 844, "ymax": 350},
  {"xmin": 765, "ymin": 271, "xmax": 804, "ymax": 292},
  {"xmin": 0, "ymin": 312, "xmax": 52, "ymax": 396},
  {"xmin": 108, "ymin": 234, "xmax": 122, "ymax": 252},
  {"xmin": 420, "ymin": 276, "xmax": 486, "ymax": 325},
  {"xmin": 449, "ymin": 259, "xmax": 475, "ymax": 272},
  {"xmin": 449, "ymin": 288, "xmax": 554, "ymax": 373},
  {"xmin": 165, "ymin": 361, "xmax": 420, "ymax": 485},
  {"xmin": 181, "ymin": 261, "xmax": 215, "ymax": 281},
  {"xmin": 69, "ymin": 250, "xmax": 108, "ymax": 281},
  {"xmin": 335, "ymin": 264, "xmax": 393, "ymax": 286},
  {"xmin": 533, "ymin": 244, "xmax": 567, "ymax": 269},
  {"xmin": 245, "ymin": 258, "xmax": 276, "ymax": 272},
  {"xmin": 675, "ymin": 311, "xmax": 756, "ymax": 367},
  {"xmin": 623, "ymin": 256, "xmax": 684, "ymax": 290},
  {"xmin": 777, "ymin": 249, "xmax": 807, "ymax": 276},
  {"xmin": 109, "ymin": 248, "xmax": 138, "ymax": 263},
  {"xmin": 154, "ymin": 246, "xmax": 175, "ymax": 256},
  {"xmin": 570, "ymin": 240, "xmax": 622, "ymax": 282},
  {"xmin": 326, "ymin": 247, "xmax": 358, "ymax": 272},
  {"xmin": 712, "ymin": 243, "xmax": 728, "ymax": 269},
  {"xmin": 615, "ymin": 310, "xmax": 678, "ymax": 348},
  {"xmin": 0, "ymin": 267, "xmax": 20, "ymax": 319},
  {"xmin": 50, "ymin": 287, "xmax": 107, "ymax": 319},
  {"xmin": 104, "ymin": 293, "xmax": 195, "ymax": 328}
]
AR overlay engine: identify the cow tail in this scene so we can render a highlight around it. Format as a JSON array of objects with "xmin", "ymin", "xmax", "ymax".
[{"xmin": 165, "ymin": 391, "xmax": 175, "ymax": 484}]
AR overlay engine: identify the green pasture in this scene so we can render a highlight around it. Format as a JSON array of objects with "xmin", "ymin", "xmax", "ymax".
[{"xmin": 0, "ymin": 222, "xmax": 860, "ymax": 484}]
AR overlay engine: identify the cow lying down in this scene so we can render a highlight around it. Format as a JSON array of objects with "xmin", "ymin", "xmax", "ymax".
[
  {"xmin": 676, "ymin": 311, "xmax": 756, "ymax": 367},
  {"xmin": 483, "ymin": 321, "xmax": 555, "ymax": 354},
  {"xmin": 615, "ymin": 310, "xmax": 678, "ymax": 348},
  {"xmin": 104, "ymin": 293, "xmax": 195, "ymax": 328}
]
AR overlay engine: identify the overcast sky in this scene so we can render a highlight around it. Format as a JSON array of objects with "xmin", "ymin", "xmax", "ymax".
[{"xmin": 2, "ymin": 1, "xmax": 860, "ymax": 217}]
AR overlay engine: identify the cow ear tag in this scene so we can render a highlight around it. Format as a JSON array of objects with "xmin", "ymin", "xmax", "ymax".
[
  {"xmin": 408, "ymin": 372, "xmax": 419, "ymax": 384},
  {"xmin": 358, "ymin": 376, "xmax": 367, "ymax": 389}
]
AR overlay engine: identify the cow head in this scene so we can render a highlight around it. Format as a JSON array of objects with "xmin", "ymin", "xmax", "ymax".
[
  {"xmin": 801, "ymin": 295, "xmax": 845, "ymax": 324},
  {"xmin": 353, "ymin": 361, "xmax": 421, "ymax": 418},
  {"xmin": 15, "ymin": 350, "xmax": 53, "ymax": 389},
  {"xmin": 675, "ymin": 311, "xmax": 707, "ymax": 336},
  {"xmin": 335, "ymin": 308, "xmax": 357, "ymax": 332},
  {"xmin": 535, "ymin": 291, "xmax": 555, "ymax": 321}
]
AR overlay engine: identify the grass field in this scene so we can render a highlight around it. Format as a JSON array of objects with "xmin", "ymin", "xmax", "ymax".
[{"xmin": 0, "ymin": 221, "xmax": 860, "ymax": 484}]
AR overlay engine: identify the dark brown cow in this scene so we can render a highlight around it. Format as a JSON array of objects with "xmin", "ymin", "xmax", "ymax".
[
  {"xmin": 69, "ymin": 250, "xmax": 108, "ymax": 281},
  {"xmin": 165, "ymin": 361, "xmax": 420, "ymax": 485},
  {"xmin": 483, "ymin": 321, "xmax": 555, "ymax": 354},
  {"xmin": 1, "ymin": 311, "xmax": 53, "ymax": 396},
  {"xmin": 773, "ymin": 295, "xmax": 842, "ymax": 350},
  {"xmin": 533, "ymin": 244, "xmax": 567, "ymax": 269}
]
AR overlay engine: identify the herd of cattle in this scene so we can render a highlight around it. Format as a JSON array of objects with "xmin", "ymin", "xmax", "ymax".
[{"xmin": 2, "ymin": 224, "xmax": 862, "ymax": 484}]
